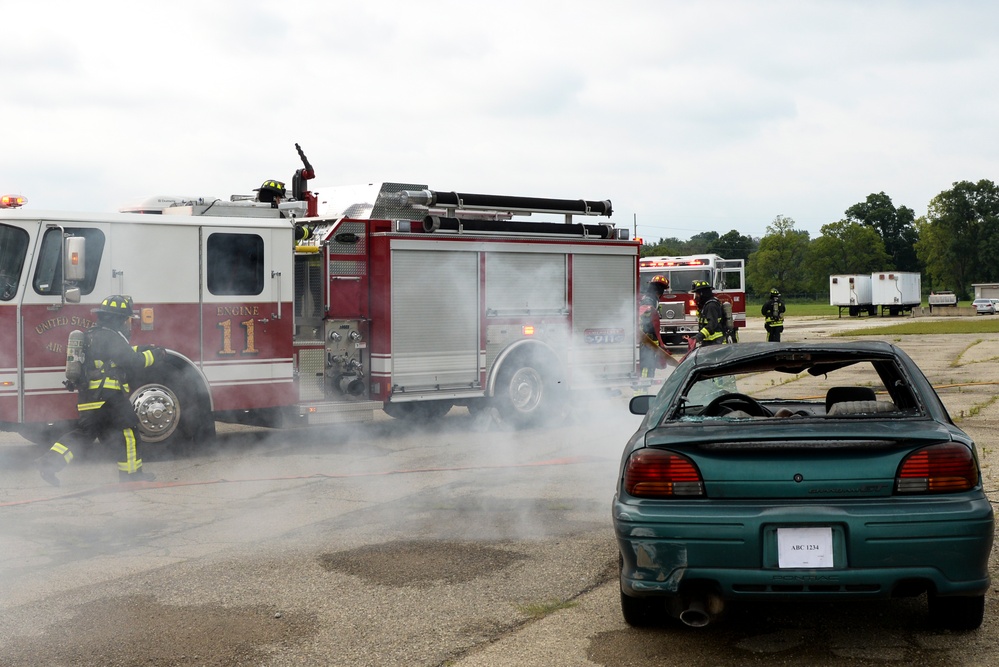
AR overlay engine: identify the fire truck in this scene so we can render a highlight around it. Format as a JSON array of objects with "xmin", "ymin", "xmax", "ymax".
[
  {"xmin": 638, "ymin": 254, "xmax": 746, "ymax": 345},
  {"xmin": 0, "ymin": 151, "xmax": 639, "ymax": 451}
]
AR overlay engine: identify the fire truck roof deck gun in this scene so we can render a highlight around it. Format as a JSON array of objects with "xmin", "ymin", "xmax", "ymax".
[{"xmin": 0, "ymin": 146, "xmax": 639, "ymax": 451}]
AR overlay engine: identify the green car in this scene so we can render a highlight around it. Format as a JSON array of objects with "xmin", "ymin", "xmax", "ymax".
[{"xmin": 614, "ymin": 341, "xmax": 993, "ymax": 631}]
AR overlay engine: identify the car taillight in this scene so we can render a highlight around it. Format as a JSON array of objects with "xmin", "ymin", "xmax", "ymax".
[
  {"xmin": 624, "ymin": 449, "xmax": 704, "ymax": 498},
  {"xmin": 896, "ymin": 443, "xmax": 979, "ymax": 494}
]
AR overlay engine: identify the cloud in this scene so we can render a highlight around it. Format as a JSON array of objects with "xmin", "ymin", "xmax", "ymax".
[{"xmin": 3, "ymin": 0, "xmax": 999, "ymax": 241}]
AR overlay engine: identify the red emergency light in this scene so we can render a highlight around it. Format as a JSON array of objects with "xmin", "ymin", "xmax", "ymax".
[
  {"xmin": 639, "ymin": 258, "xmax": 705, "ymax": 268},
  {"xmin": 1, "ymin": 194, "xmax": 26, "ymax": 209}
]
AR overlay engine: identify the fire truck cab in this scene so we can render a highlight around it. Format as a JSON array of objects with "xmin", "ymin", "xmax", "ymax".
[{"xmin": 0, "ymin": 165, "xmax": 639, "ymax": 451}]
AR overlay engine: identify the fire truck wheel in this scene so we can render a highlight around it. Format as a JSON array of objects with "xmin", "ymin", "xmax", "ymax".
[
  {"xmin": 382, "ymin": 401, "xmax": 453, "ymax": 422},
  {"xmin": 131, "ymin": 367, "xmax": 214, "ymax": 453},
  {"xmin": 494, "ymin": 353, "xmax": 566, "ymax": 427}
]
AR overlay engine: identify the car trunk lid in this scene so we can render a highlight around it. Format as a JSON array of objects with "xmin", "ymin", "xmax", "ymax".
[{"xmin": 644, "ymin": 420, "xmax": 960, "ymax": 499}]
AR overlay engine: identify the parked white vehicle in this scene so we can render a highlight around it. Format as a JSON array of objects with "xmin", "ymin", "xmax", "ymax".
[{"xmin": 973, "ymin": 299, "xmax": 996, "ymax": 315}]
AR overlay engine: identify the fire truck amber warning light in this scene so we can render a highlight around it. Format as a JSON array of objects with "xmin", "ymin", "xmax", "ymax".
[
  {"xmin": 522, "ymin": 325, "xmax": 536, "ymax": 336},
  {"xmin": 1, "ymin": 194, "xmax": 26, "ymax": 208}
]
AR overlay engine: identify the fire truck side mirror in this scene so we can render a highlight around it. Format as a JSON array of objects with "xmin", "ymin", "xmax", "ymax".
[
  {"xmin": 65, "ymin": 287, "xmax": 81, "ymax": 304},
  {"xmin": 64, "ymin": 236, "xmax": 87, "ymax": 282}
]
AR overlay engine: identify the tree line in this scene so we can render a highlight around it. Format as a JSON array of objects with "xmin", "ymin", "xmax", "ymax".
[{"xmin": 640, "ymin": 180, "xmax": 999, "ymax": 301}]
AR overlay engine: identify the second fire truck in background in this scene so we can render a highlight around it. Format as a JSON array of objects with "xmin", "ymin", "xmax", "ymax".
[{"xmin": 638, "ymin": 254, "xmax": 746, "ymax": 345}]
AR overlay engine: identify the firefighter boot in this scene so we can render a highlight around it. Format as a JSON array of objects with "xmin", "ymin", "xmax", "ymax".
[
  {"xmin": 119, "ymin": 469, "xmax": 156, "ymax": 483},
  {"xmin": 38, "ymin": 456, "xmax": 63, "ymax": 487},
  {"xmin": 38, "ymin": 444, "xmax": 72, "ymax": 487}
]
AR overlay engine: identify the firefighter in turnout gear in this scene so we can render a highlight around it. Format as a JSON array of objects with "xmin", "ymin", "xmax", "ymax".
[
  {"xmin": 254, "ymin": 179, "xmax": 286, "ymax": 208},
  {"xmin": 762, "ymin": 288, "xmax": 786, "ymax": 342},
  {"xmin": 38, "ymin": 295, "xmax": 165, "ymax": 486},
  {"xmin": 638, "ymin": 275, "xmax": 673, "ymax": 380},
  {"xmin": 690, "ymin": 280, "xmax": 725, "ymax": 347}
]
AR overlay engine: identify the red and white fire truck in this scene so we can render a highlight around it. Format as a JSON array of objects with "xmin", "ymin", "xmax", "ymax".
[
  {"xmin": 0, "ymin": 151, "xmax": 639, "ymax": 451},
  {"xmin": 638, "ymin": 254, "xmax": 746, "ymax": 345}
]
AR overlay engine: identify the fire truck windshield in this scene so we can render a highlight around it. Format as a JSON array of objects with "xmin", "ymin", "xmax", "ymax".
[
  {"xmin": 0, "ymin": 224, "xmax": 30, "ymax": 301},
  {"xmin": 640, "ymin": 269, "xmax": 710, "ymax": 294}
]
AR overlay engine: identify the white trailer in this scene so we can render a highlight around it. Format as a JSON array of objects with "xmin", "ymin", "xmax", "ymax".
[
  {"xmin": 872, "ymin": 271, "xmax": 921, "ymax": 316},
  {"xmin": 829, "ymin": 274, "xmax": 875, "ymax": 317}
]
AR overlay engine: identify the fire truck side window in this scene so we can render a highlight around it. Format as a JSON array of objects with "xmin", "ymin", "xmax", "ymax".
[
  {"xmin": 32, "ymin": 227, "xmax": 105, "ymax": 296},
  {"xmin": 207, "ymin": 233, "xmax": 265, "ymax": 295},
  {"xmin": 0, "ymin": 224, "xmax": 30, "ymax": 301}
]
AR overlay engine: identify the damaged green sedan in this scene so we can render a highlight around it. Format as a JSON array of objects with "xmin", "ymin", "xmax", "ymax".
[{"xmin": 614, "ymin": 341, "xmax": 994, "ymax": 631}]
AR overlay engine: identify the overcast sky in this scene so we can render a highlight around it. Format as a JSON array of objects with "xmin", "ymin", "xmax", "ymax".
[{"xmin": 4, "ymin": 1, "xmax": 998, "ymax": 242}]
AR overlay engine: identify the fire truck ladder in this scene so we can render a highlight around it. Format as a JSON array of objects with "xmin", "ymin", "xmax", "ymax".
[{"xmin": 397, "ymin": 190, "xmax": 625, "ymax": 240}]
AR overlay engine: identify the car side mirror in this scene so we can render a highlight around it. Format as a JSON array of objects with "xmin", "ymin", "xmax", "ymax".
[{"xmin": 629, "ymin": 394, "xmax": 652, "ymax": 415}]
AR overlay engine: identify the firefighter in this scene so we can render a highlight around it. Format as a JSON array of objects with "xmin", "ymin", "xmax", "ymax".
[
  {"xmin": 638, "ymin": 275, "xmax": 671, "ymax": 379},
  {"xmin": 254, "ymin": 179, "xmax": 286, "ymax": 208},
  {"xmin": 38, "ymin": 295, "xmax": 165, "ymax": 486},
  {"xmin": 762, "ymin": 288, "xmax": 786, "ymax": 342},
  {"xmin": 690, "ymin": 280, "xmax": 725, "ymax": 347}
]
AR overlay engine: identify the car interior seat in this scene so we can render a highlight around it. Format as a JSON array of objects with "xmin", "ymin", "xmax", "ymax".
[{"xmin": 825, "ymin": 386, "xmax": 877, "ymax": 413}]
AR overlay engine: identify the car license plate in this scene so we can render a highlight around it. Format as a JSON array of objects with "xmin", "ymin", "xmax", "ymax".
[{"xmin": 777, "ymin": 527, "xmax": 834, "ymax": 568}]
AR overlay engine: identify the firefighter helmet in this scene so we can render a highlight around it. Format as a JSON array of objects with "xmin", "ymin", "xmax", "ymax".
[
  {"xmin": 649, "ymin": 275, "xmax": 669, "ymax": 289},
  {"xmin": 770, "ymin": 288, "xmax": 781, "ymax": 297},
  {"xmin": 691, "ymin": 280, "xmax": 712, "ymax": 293},
  {"xmin": 93, "ymin": 294, "xmax": 138, "ymax": 319},
  {"xmin": 254, "ymin": 179, "xmax": 286, "ymax": 200}
]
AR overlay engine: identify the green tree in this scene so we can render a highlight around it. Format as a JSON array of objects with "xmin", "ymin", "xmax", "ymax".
[
  {"xmin": 915, "ymin": 179, "xmax": 999, "ymax": 299},
  {"xmin": 746, "ymin": 215, "xmax": 811, "ymax": 296},
  {"xmin": 682, "ymin": 231, "xmax": 719, "ymax": 255},
  {"xmin": 843, "ymin": 192, "xmax": 919, "ymax": 271},
  {"xmin": 708, "ymin": 230, "xmax": 758, "ymax": 261},
  {"xmin": 804, "ymin": 221, "xmax": 891, "ymax": 292},
  {"xmin": 641, "ymin": 237, "xmax": 685, "ymax": 257}
]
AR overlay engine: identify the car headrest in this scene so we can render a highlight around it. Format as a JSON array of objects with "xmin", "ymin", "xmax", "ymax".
[{"xmin": 825, "ymin": 386, "xmax": 877, "ymax": 411}]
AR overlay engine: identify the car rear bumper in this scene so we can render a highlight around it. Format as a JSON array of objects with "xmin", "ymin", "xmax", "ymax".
[{"xmin": 614, "ymin": 494, "xmax": 994, "ymax": 599}]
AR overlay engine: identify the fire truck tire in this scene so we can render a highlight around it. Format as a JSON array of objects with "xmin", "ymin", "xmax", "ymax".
[
  {"xmin": 131, "ymin": 367, "xmax": 215, "ymax": 453},
  {"xmin": 494, "ymin": 352, "xmax": 567, "ymax": 427},
  {"xmin": 382, "ymin": 401, "xmax": 453, "ymax": 422}
]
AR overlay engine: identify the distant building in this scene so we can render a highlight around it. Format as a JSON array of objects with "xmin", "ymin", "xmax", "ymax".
[{"xmin": 972, "ymin": 283, "xmax": 999, "ymax": 299}]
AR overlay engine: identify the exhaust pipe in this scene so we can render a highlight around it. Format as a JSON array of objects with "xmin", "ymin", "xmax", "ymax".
[{"xmin": 678, "ymin": 594, "xmax": 724, "ymax": 628}]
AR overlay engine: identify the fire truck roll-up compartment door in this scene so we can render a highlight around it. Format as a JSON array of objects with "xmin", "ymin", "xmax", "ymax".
[
  {"xmin": 483, "ymin": 251, "xmax": 568, "ymax": 371},
  {"xmin": 390, "ymin": 249, "xmax": 479, "ymax": 394},
  {"xmin": 571, "ymin": 254, "xmax": 637, "ymax": 384}
]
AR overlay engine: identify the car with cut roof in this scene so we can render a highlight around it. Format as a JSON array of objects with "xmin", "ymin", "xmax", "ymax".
[{"xmin": 614, "ymin": 341, "xmax": 993, "ymax": 631}]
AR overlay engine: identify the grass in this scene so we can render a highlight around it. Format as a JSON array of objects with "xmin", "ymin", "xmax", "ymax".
[
  {"xmin": 515, "ymin": 598, "xmax": 578, "ymax": 619},
  {"xmin": 746, "ymin": 300, "xmax": 843, "ymax": 318},
  {"xmin": 747, "ymin": 299, "xmax": 999, "ymax": 336},
  {"xmin": 834, "ymin": 319, "xmax": 999, "ymax": 336}
]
